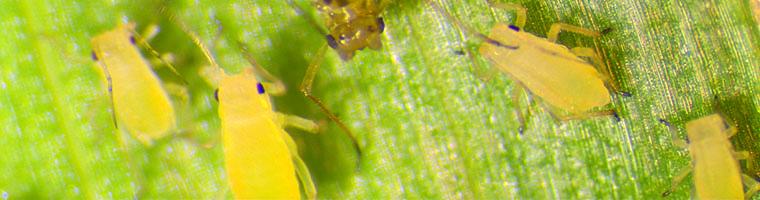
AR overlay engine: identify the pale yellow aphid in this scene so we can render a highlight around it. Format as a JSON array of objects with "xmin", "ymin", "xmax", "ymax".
[
  {"xmin": 217, "ymin": 68, "xmax": 317, "ymax": 199},
  {"xmin": 90, "ymin": 23, "xmax": 175, "ymax": 146},
  {"xmin": 661, "ymin": 114, "xmax": 760, "ymax": 199},
  {"xmin": 426, "ymin": 1, "xmax": 619, "ymax": 130},
  {"xmin": 170, "ymin": 16, "xmax": 318, "ymax": 199},
  {"xmin": 478, "ymin": 23, "xmax": 610, "ymax": 114}
]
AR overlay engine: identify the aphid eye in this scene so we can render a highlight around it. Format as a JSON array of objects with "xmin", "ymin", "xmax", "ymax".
[
  {"xmin": 91, "ymin": 51, "xmax": 98, "ymax": 61},
  {"xmin": 323, "ymin": 0, "xmax": 332, "ymax": 4},
  {"xmin": 326, "ymin": 35, "xmax": 338, "ymax": 49},
  {"xmin": 508, "ymin": 24, "xmax": 520, "ymax": 31},
  {"xmin": 213, "ymin": 89, "xmax": 219, "ymax": 102},
  {"xmin": 256, "ymin": 83, "xmax": 265, "ymax": 94},
  {"xmin": 601, "ymin": 27, "xmax": 614, "ymax": 35},
  {"xmin": 129, "ymin": 35, "xmax": 136, "ymax": 45},
  {"xmin": 377, "ymin": 17, "xmax": 385, "ymax": 33},
  {"xmin": 721, "ymin": 120, "xmax": 730, "ymax": 129}
]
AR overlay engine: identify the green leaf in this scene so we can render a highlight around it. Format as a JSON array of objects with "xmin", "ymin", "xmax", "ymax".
[{"xmin": 1, "ymin": 0, "xmax": 758, "ymax": 199}]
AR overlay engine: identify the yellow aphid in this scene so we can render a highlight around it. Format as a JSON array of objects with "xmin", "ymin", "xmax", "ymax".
[
  {"xmin": 90, "ymin": 23, "xmax": 175, "ymax": 146},
  {"xmin": 217, "ymin": 68, "xmax": 317, "ymax": 199},
  {"xmin": 172, "ymin": 17, "xmax": 318, "ymax": 199},
  {"xmin": 661, "ymin": 114, "xmax": 760, "ymax": 199},
  {"xmin": 478, "ymin": 23, "xmax": 610, "ymax": 114},
  {"xmin": 426, "ymin": 1, "xmax": 619, "ymax": 129}
]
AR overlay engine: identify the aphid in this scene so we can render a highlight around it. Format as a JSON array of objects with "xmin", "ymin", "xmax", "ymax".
[
  {"xmin": 172, "ymin": 17, "xmax": 318, "ymax": 199},
  {"xmin": 660, "ymin": 114, "xmax": 760, "ymax": 199},
  {"xmin": 218, "ymin": 68, "xmax": 318, "ymax": 199},
  {"xmin": 90, "ymin": 23, "xmax": 176, "ymax": 146},
  {"xmin": 426, "ymin": 1, "xmax": 620, "ymax": 132},
  {"xmin": 313, "ymin": 0, "xmax": 386, "ymax": 60},
  {"xmin": 285, "ymin": 0, "xmax": 377, "ymax": 154}
]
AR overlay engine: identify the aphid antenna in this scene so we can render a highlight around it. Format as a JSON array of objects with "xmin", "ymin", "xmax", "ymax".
[
  {"xmin": 658, "ymin": 118, "xmax": 688, "ymax": 147},
  {"xmin": 236, "ymin": 41, "xmax": 287, "ymax": 96},
  {"xmin": 128, "ymin": 26, "xmax": 190, "ymax": 85},
  {"xmin": 300, "ymin": 44, "xmax": 363, "ymax": 157},
  {"xmin": 158, "ymin": 6, "xmax": 225, "ymax": 77},
  {"xmin": 425, "ymin": 0, "xmax": 518, "ymax": 50},
  {"xmin": 287, "ymin": 0, "xmax": 328, "ymax": 36}
]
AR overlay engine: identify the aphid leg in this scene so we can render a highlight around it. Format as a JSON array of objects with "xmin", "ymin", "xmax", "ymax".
[
  {"xmin": 538, "ymin": 98, "xmax": 616, "ymax": 122},
  {"xmin": 292, "ymin": 152, "xmax": 317, "ymax": 200},
  {"xmin": 487, "ymin": 1, "xmax": 527, "ymax": 28},
  {"xmin": 554, "ymin": 109, "xmax": 617, "ymax": 122},
  {"xmin": 163, "ymin": 82, "xmax": 190, "ymax": 106},
  {"xmin": 658, "ymin": 118, "xmax": 688, "ymax": 148},
  {"xmin": 198, "ymin": 65, "xmax": 221, "ymax": 87},
  {"xmin": 131, "ymin": 25, "xmax": 188, "ymax": 84},
  {"xmin": 101, "ymin": 63, "xmax": 120, "ymax": 129},
  {"xmin": 725, "ymin": 126, "xmax": 738, "ymax": 138},
  {"xmin": 662, "ymin": 166, "xmax": 692, "ymax": 197},
  {"xmin": 742, "ymin": 174, "xmax": 760, "ymax": 199},
  {"xmin": 733, "ymin": 151, "xmax": 751, "ymax": 160},
  {"xmin": 177, "ymin": 130, "xmax": 217, "ymax": 149},
  {"xmin": 299, "ymin": 44, "xmax": 363, "ymax": 155},
  {"xmin": 570, "ymin": 47, "xmax": 624, "ymax": 94},
  {"xmin": 546, "ymin": 23, "xmax": 601, "ymax": 43},
  {"xmin": 141, "ymin": 24, "xmax": 160, "ymax": 42},
  {"xmin": 511, "ymin": 86, "xmax": 528, "ymax": 134},
  {"xmin": 135, "ymin": 133, "xmax": 156, "ymax": 146},
  {"xmin": 281, "ymin": 131, "xmax": 317, "ymax": 199},
  {"xmin": 275, "ymin": 113, "xmax": 320, "ymax": 133},
  {"xmin": 467, "ymin": 48, "xmax": 498, "ymax": 82}
]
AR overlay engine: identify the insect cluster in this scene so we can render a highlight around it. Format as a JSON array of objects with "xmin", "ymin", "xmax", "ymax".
[{"xmin": 82, "ymin": 0, "xmax": 758, "ymax": 199}]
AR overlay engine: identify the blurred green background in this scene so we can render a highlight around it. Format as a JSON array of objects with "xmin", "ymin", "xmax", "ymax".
[{"xmin": 0, "ymin": 0, "xmax": 758, "ymax": 199}]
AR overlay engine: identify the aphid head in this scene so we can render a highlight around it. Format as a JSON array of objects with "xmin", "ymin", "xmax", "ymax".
[
  {"xmin": 217, "ymin": 71, "xmax": 274, "ymax": 114},
  {"xmin": 320, "ymin": 3, "xmax": 384, "ymax": 60}
]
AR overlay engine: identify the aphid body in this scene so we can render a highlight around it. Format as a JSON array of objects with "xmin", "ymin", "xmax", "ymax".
[
  {"xmin": 684, "ymin": 114, "xmax": 743, "ymax": 199},
  {"xmin": 172, "ymin": 17, "xmax": 318, "ymax": 198},
  {"xmin": 217, "ymin": 68, "xmax": 310, "ymax": 199},
  {"xmin": 479, "ymin": 23, "xmax": 610, "ymax": 114},
  {"xmin": 90, "ymin": 23, "xmax": 175, "ymax": 145}
]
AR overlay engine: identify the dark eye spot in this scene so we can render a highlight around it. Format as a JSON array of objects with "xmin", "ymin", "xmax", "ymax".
[
  {"xmin": 601, "ymin": 27, "xmax": 613, "ymax": 35},
  {"xmin": 129, "ymin": 36, "xmax": 136, "ymax": 45},
  {"xmin": 508, "ymin": 25, "xmax": 520, "ymax": 31},
  {"xmin": 256, "ymin": 83, "xmax": 265, "ymax": 94},
  {"xmin": 323, "ymin": 0, "xmax": 331, "ymax": 4},
  {"xmin": 213, "ymin": 89, "xmax": 219, "ymax": 102},
  {"xmin": 657, "ymin": 118, "xmax": 671, "ymax": 127},
  {"xmin": 721, "ymin": 120, "xmax": 730, "ymax": 129},
  {"xmin": 91, "ymin": 51, "xmax": 98, "ymax": 61},
  {"xmin": 377, "ymin": 17, "xmax": 385, "ymax": 33},
  {"xmin": 326, "ymin": 35, "xmax": 338, "ymax": 49}
]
